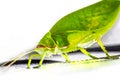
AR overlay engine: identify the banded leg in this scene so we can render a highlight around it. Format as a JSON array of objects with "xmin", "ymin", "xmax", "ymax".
[
  {"xmin": 61, "ymin": 53, "xmax": 71, "ymax": 62},
  {"xmin": 96, "ymin": 37, "xmax": 119, "ymax": 59},
  {"xmin": 27, "ymin": 53, "xmax": 41, "ymax": 68},
  {"xmin": 80, "ymin": 47, "xmax": 98, "ymax": 59}
]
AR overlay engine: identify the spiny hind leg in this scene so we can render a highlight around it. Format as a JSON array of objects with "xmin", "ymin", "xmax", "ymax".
[
  {"xmin": 27, "ymin": 53, "xmax": 42, "ymax": 68},
  {"xmin": 96, "ymin": 36, "xmax": 119, "ymax": 59},
  {"xmin": 80, "ymin": 47, "xmax": 98, "ymax": 59},
  {"xmin": 61, "ymin": 53, "xmax": 71, "ymax": 62}
]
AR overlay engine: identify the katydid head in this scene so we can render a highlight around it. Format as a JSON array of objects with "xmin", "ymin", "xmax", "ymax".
[
  {"xmin": 34, "ymin": 46, "xmax": 55, "ymax": 57},
  {"xmin": 34, "ymin": 32, "xmax": 58, "ymax": 57}
]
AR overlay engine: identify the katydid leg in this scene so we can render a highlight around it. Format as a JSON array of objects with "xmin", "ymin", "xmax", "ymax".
[
  {"xmin": 37, "ymin": 53, "xmax": 46, "ymax": 67},
  {"xmin": 27, "ymin": 53, "xmax": 41, "ymax": 68},
  {"xmin": 96, "ymin": 37, "xmax": 119, "ymax": 59},
  {"xmin": 96, "ymin": 37, "xmax": 110, "ymax": 57},
  {"xmin": 61, "ymin": 53, "xmax": 71, "ymax": 62},
  {"xmin": 80, "ymin": 47, "xmax": 98, "ymax": 59}
]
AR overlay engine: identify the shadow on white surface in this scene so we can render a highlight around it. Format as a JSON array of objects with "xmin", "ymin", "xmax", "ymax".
[{"xmin": 0, "ymin": 52, "xmax": 120, "ymax": 80}]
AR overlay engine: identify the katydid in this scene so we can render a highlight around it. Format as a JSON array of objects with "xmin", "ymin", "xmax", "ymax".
[{"xmin": 4, "ymin": 0, "xmax": 120, "ymax": 68}]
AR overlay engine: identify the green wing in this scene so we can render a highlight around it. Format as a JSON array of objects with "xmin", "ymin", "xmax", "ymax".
[
  {"xmin": 50, "ymin": 1, "xmax": 119, "ymax": 33},
  {"xmin": 49, "ymin": 1, "xmax": 119, "ymax": 47}
]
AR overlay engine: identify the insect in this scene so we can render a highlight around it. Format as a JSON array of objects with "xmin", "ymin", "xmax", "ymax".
[{"xmin": 4, "ymin": 0, "xmax": 120, "ymax": 68}]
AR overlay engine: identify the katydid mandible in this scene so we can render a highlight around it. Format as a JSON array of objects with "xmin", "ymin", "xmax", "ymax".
[{"xmin": 6, "ymin": 0, "xmax": 120, "ymax": 68}]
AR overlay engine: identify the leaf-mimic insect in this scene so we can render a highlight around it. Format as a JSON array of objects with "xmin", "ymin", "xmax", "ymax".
[{"xmin": 4, "ymin": 0, "xmax": 120, "ymax": 68}]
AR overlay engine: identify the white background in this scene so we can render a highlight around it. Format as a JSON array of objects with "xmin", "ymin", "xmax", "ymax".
[{"xmin": 0, "ymin": 0, "xmax": 120, "ymax": 80}]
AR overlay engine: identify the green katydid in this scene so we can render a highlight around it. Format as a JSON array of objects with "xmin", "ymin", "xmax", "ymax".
[{"xmin": 4, "ymin": 0, "xmax": 120, "ymax": 68}]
